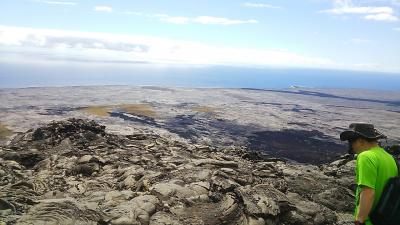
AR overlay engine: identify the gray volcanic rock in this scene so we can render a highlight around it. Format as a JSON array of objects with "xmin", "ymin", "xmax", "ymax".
[
  {"xmin": 1, "ymin": 86, "xmax": 399, "ymax": 164},
  {"xmin": 0, "ymin": 118, "xmax": 360, "ymax": 225},
  {"xmin": 16, "ymin": 199, "xmax": 102, "ymax": 225}
]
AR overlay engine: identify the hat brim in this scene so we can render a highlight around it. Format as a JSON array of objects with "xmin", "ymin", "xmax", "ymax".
[
  {"xmin": 340, "ymin": 130, "xmax": 386, "ymax": 141},
  {"xmin": 340, "ymin": 130, "xmax": 357, "ymax": 141},
  {"xmin": 372, "ymin": 130, "xmax": 387, "ymax": 140}
]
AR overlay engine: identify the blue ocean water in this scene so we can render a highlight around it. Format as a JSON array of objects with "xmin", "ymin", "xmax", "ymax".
[{"xmin": 1, "ymin": 62, "xmax": 400, "ymax": 90}]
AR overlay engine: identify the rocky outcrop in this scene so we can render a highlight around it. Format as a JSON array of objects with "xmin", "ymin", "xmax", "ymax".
[{"xmin": 0, "ymin": 118, "xmax": 356, "ymax": 225}]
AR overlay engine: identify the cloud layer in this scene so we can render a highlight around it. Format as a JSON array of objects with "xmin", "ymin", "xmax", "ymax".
[
  {"xmin": 0, "ymin": 25, "xmax": 337, "ymax": 69},
  {"xmin": 364, "ymin": 13, "xmax": 398, "ymax": 21},
  {"xmin": 89, "ymin": 4, "xmax": 259, "ymax": 26},
  {"xmin": 132, "ymin": 14, "xmax": 258, "ymax": 25}
]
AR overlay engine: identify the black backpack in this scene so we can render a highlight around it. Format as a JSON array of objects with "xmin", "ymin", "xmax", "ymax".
[{"xmin": 370, "ymin": 157, "xmax": 400, "ymax": 225}]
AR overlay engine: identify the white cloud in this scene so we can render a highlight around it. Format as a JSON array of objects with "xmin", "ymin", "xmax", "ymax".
[
  {"xmin": 364, "ymin": 13, "xmax": 399, "ymax": 21},
  {"xmin": 333, "ymin": 0, "xmax": 352, "ymax": 7},
  {"xmin": 342, "ymin": 0, "xmax": 400, "ymax": 6},
  {"xmin": 321, "ymin": 1, "xmax": 399, "ymax": 22},
  {"xmin": 351, "ymin": 38, "xmax": 372, "ymax": 44},
  {"xmin": 34, "ymin": 0, "xmax": 77, "ymax": 5},
  {"xmin": 392, "ymin": 0, "xmax": 400, "ymax": 6},
  {"xmin": 193, "ymin": 16, "xmax": 258, "ymax": 25},
  {"xmin": 354, "ymin": 63, "xmax": 381, "ymax": 70},
  {"xmin": 242, "ymin": 2, "xmax": 281, "ymax": 9},
  {"xmin": 94, "ymin": 6, "xmax": 113, "ymax": 13},
  {"xmin": 89, "ymin": 8, "xmax": 257, "ymax": 26},
  {"xmin": 154, "ymin": 15, "xmax": 190, "ymax": 24},
  {"xmin": 394, "ymin": 27, "xmax": 400, "ymax": 31},
  {"xmin": 0, "ymin": 25, "xmax": 338, "ymax": 69},
  {"xmin": 321, "ymin": 6, "xmax": 393, "ymax": 14},
  {"xmin": 120, "ymin": 11, "xmax": 142, "ymax": 16},
  {"xmin": 150, "ymin": 14, "xmax": 258, "ymax": 25}
]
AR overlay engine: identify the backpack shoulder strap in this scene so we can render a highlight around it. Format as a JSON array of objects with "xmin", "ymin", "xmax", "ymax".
[{"xmin": 393, "ymin": 156, "xmax": 400, "ymax": 177}]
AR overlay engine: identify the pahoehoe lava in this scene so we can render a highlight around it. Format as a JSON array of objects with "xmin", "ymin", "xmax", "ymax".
[{"xmin": 0, "ymin": 118, "xmax": 360, "ymax": 224}]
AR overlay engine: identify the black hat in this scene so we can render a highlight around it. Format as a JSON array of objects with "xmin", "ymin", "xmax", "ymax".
[{"xmin": 340, "ymin": 123, "xmax": 386, "ymax": 141}]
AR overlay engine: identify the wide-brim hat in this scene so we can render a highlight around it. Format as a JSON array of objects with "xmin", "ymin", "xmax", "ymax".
[{"xmin": 340, "ymin": 123, "xmax": 386, "ymax": 141}]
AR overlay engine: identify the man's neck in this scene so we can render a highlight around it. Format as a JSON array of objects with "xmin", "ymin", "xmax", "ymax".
[{"xmin": 359, "ymin": 143, "xmax": 379, "ymax": 153}]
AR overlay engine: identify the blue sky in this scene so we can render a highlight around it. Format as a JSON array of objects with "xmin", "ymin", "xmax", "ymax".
[{"xmin": 0, "ymin": 0, "xmax": 400, "ymax": 73}]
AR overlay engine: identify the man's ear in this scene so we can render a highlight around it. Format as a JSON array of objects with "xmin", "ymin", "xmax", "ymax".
[
  {"xmin": 358, "ymin": 138, "xmax": 370, "ymax": 146},
  {"xmin": 353, "ymin": 138, "xmax": 362, "ymax": 149}
]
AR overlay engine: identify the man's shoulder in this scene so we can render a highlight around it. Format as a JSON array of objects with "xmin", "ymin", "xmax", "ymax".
[
  {"xmin": 356, "ymin": 147, "xmax": 384, "ymax": 164},
  {"xmin": 357, "ymin": 147, "xmax": 396, "ymax": 168},
  {"xmin": 360, "ymin": 147, "xmax": 384, "ymax": 156},
  {"xmin": 357, "ymin": 148, "xmax": 378, "ymax": 158}
]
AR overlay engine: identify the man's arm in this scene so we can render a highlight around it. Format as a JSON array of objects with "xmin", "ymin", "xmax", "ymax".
[{"xmin": 356, "ymin": 186, "xmax": 375, "ymax": 223}]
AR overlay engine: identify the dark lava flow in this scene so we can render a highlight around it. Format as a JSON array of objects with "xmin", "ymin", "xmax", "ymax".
[
  {"xmin": 247, "ymin": 129, "xmax": 347, "ymax": 164},
  {"xmin": 164, "ymin": 114, "xmax": 254, "ymax": 146},
  {"xmin": 108, "ymin": 111, "xmax": 347, "ymax": 165},
  {"xmin": 109, "ymin": 111, "xmax": 159, "ymax": 127}
]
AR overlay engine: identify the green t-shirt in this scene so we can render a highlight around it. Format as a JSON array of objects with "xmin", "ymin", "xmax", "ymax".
[{"xmin": 355, "ymin": 146, "xmax": 398, "ymax": 225}]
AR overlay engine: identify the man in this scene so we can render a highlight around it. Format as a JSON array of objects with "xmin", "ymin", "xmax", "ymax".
[{"xmin": 340, "ymin": 123, "xmax": 398, "ymax": 225}]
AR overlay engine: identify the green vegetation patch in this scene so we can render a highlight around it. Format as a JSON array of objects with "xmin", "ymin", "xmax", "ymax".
[{"xmin": 118, "ymin": 104, "xmax": 156, "ymax": 118}]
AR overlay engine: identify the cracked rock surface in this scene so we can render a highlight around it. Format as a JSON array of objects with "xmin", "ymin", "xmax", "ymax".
[{"xmin": 0, "ymin": 118, "xmax": 360, "ymax": 225}]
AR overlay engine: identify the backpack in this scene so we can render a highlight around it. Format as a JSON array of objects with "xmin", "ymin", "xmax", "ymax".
[{"xmin": 369, "ymin": 156, "xmax": 400, "ymax": 225}]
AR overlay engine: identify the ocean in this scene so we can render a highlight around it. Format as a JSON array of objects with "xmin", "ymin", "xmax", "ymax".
[{"xmin": 1, "ymin": 62, "xmax": 400, "ymax": 90}]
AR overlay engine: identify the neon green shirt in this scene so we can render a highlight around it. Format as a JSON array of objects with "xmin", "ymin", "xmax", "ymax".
[{"xmin": 355, "ymin": 146, "xmax": 398, "ymax": 225}]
